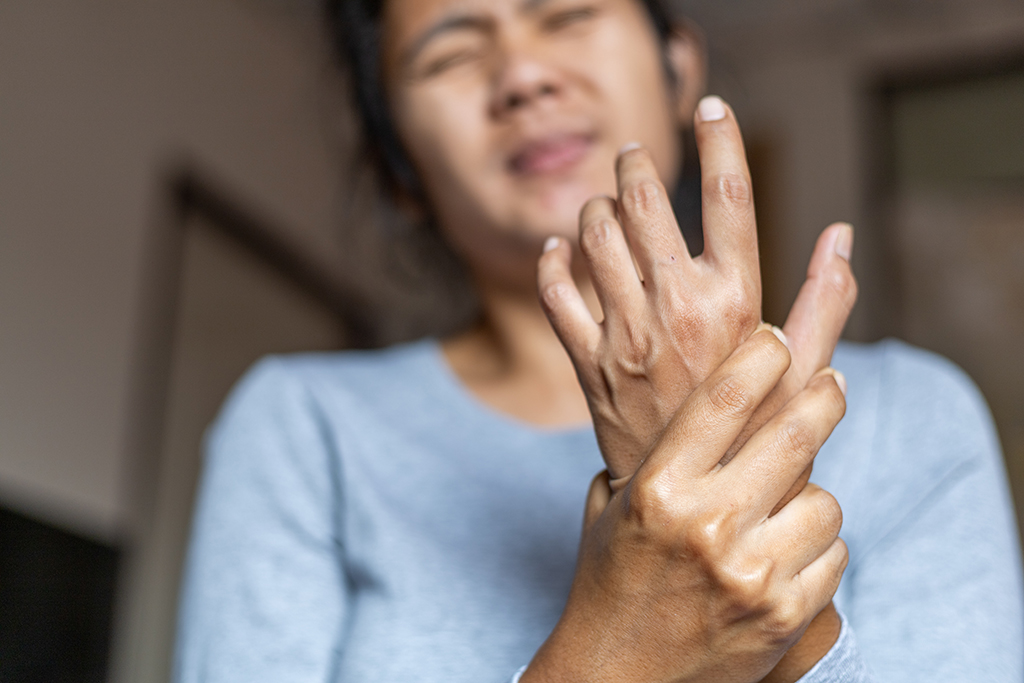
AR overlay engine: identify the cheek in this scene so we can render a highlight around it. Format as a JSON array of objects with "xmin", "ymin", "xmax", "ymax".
[
  {"xmin": 394, "ymin": 85, "xmax": 498, "ymax": 199},
  {"xmin": 592, "ymin": 27, "xmax": 680, "ymax": 178}
]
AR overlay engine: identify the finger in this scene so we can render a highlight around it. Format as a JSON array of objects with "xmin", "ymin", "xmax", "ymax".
[
  {"xmin": 692, "ymin": 96, "xmax": 759, "ymax": 278},
  {"xmin": 723, "ymin": 368, "xmax": 847, "ymax": 521},
  {"xmin": 583, "ymin": 470, "xmax": 612, "ymax": 534},
  {"xmin": 719, "ymin": 324, "xmax": 790, "ymax": 468},
  {"xmin": 615, "ymin": 145, "xmax": 692, "ymax": 280},
  {"xmin": 578, "ymin": 195, "xmax": 646, "ymax": 319},
  {"xmin": 792, "ymin": 538, "xmax": 849, "ymax": 618},
  {"xmin": 538, "ymin": 237, "xmax": 601, "ymax": 361},
  {"xmin": 640, "ymin": 325, "xmax": 790, "ymax": 479},
  {"xmin": 782, "ymin": 223, "xmax": 858, "ymax": 383},
  {"xmin": 727, "ymin": 225, "xmax": 856, "ymax": 510},
  {"xmin": 769, "ymin": 464, "xmax": 813, "ymax": 518},
  {"xmin": 760, "ymin": 483, "xmax": 843, "ymax": 575}
]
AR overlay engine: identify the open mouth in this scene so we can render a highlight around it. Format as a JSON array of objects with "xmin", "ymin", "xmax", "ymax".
[{"xmin": 507, "ymin": 133, "xmax": 595, "ymax": 176}]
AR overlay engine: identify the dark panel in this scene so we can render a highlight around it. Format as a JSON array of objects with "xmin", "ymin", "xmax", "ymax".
[{"xmin": 0, "ymin": 506, "xmax": 119, "ymax": 683}]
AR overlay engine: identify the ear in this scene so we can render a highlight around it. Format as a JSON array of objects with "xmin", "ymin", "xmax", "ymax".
[{"xmin": 666, "ymin": 20, "xmax": 708, "ymax": 128}]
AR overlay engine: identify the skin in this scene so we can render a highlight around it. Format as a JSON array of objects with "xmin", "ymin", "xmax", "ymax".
[{"xmin": 378, "ymin": 0, "xmax": 859, "ymax": 680}]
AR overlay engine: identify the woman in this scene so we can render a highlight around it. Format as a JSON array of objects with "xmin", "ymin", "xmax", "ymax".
[{"xmin": 174, "ymin": 0, "xmax": 1023, "ymax": 681}]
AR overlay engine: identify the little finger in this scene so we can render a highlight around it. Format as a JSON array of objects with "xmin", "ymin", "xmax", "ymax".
[
  {"xmin": 759, "ymin": 483, "xmax": 843, "ymax": 575},
  {"xmin": 792, "ymin": 537, "xmax": 850, "ymax": 619}
]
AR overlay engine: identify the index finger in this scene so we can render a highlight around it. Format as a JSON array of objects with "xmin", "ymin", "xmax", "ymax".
[
  {"xmin": 693, "ymin": 96, "xmax": 759, "ymax": 276},
  {"xmin": 637, "ymin": 325, "xmax": 790, "ymax": 482}
]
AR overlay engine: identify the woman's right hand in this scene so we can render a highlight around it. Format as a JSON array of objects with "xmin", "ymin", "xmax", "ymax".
[{"xmin": 522, "ymin": 328, "xmax": 849, "ymax": 683}]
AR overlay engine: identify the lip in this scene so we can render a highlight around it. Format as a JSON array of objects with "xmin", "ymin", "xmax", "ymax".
[{"xmin": 507, "ymin": 132, "xmax": 595, "ymax": 176}]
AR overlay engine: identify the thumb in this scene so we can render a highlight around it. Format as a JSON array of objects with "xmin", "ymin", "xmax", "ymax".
[{"xmin": 782, "ymin": 222, "xmax": 857, "ymax": 383}]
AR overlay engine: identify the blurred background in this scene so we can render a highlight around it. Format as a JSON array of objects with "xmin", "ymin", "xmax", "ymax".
[{"xmin": 1, "ymin": 0, "xmax": 1022, "ymax": 681}]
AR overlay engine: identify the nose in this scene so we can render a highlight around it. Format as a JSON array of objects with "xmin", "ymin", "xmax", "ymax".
[{"xmin": 489, "ymin": 47, "xmax": 564, "ymax": 118}]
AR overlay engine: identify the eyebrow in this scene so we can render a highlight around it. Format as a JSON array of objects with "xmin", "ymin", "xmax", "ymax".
[{"xmin": 401, "ymin": 0, "xmax": 557, "ymax": 69}]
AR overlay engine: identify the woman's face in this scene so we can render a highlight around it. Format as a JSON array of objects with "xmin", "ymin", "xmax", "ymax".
[{"xmin": 381, "ymin": 0, "xmax": 685, "ymax": 284}]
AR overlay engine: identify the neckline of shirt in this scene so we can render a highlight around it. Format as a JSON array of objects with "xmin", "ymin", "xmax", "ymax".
[{"xmin": 419, "ymin": 338, "xmax": 596, "ymax": 442}]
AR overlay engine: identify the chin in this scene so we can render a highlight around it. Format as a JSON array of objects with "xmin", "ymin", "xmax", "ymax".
[
  {"xmin": 529, "ymin": 182, "xmax": 607, "ymax": 234},
  {"xmin": 514, "ymin": 204, "xmax": 588, "ymax": 244}
]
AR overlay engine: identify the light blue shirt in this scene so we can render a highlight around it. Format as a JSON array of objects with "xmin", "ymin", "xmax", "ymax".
[{"xmin": 175, "ymin": 339, "xmax": 1023, "ymax": 682}]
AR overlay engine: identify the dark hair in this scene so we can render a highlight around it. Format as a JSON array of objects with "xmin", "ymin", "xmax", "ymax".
[
  {"xmin": 322, "ymin": 0, "xmax": 702, "ymax": 344},
  {"xmin": 324, "ymin": 0, "xmax": 679, "ymax": 202}
]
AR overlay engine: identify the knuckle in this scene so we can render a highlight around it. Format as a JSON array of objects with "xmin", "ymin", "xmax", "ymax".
[
  {"xmin": 775, "ymin": 418, "xmax": 818, "ymax": 458},
  {"xmin": 707, "ymin": 373, "xmax": 755, "ymax": 416},
  {"xmin": 620, "ymin": 178, "xmax": 664, "ymax": 217},
  {"xmin": 847, "ymin": 272, "xmax": 860, "ymax": 305},
  {"xmin": 833, "ymin": 383, "xmax": 848, "ymax": 417},
  {"xmin": 686, "ymin": 510, "xmax": 735, "ymax": 560},
  {"xmin": 670, "ymin": 298, "xmax": 712, "ymax": 337},
  {"xmin": 579, "ymin": 218, "xmax": 616, "ymax": 255},
  {"xmin": 836, "ymin": 538, "xmax": 850, "ymax": 572},
  {"xmin": 539, "ymin": 281, "xmax": 572, "ymax": 311},
  {"xmin": 718, "ymin": 285, "xmax": 761, "ymax": 333},
  {"xmin": 768, "ymin": 599, "xmax": 805, "ymax": 641},
  {"xmin": 717, "ymin": 557, "xmax": 772, "ymax": 610},
  {"xmin": 818, "ymin": 376, "xmax": 847, "ymax": 418},
  {"xmin": 814, "ymin": 489, "xmax": 844, "ymax": 535},
  {"xmin": 625, "ymin": 472, "xmax": 677, "ymax": 530},
  {"xmin": 823, "ymin": 266, "xmax": 858, "ymax": 311},
  {"xmin": 705, "ymin": 172, "xmax": 753, "ymax": 208}
]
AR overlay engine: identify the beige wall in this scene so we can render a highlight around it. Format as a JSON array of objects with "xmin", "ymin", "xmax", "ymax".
[
  {"xmin": 688, "ymin": 0, "xmax": 1024, "ymax": 340},
  {"xmin": 0, "ymin": 0, "xmax": 346, "ymax": 541},
  {"xmin": 2, "ymin": 2, "xmax": 1024, "ymax": 679},
  {"xmin": 3, "ymin": 0, "xmax": 1023, "ymax": 564}
]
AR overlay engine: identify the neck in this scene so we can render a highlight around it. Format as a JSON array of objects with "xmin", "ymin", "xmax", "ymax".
[{"xmin": 442, "ymin": 267, "xmax": 599, "ymax": 428}]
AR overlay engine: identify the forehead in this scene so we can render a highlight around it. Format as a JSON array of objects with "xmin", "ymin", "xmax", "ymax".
[
  {"xmin": 384, "ymin": 0, "xmax": 556, "ymax": 30},
  {"xmin": 381, "ymin": 0, "xmax": 649, "ymax": 72},
  {"xmin": 383, "ymin": 0, "xmax": 552, "ymax": 50}
]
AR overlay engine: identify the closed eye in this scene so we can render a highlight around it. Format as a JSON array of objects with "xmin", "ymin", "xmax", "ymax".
[
  {"xmin": 422, "ymin": 50, "xmax": 481, "ymax": 78},
  {"xmin": 542, "ymin": 6, "xmax": 598, "ymax": 32}
]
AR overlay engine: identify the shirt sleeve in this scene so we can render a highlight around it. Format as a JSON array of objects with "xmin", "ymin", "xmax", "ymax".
[
  {"xmin": 832, "ymin": 343, "xmax": 1024, "ymax": 681},
  {"xmin": 796, "ymin": 612, "xmax": 872, "ymax": 683},
  {"xmin": 173, "ymin": 358, "xmax": 347, "ymax": 683}
]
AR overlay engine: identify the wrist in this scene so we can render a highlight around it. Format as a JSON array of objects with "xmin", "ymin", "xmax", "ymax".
[
  {"xmin": 760, "ymin": 602, "xmax": 842, "ymax": 683},
  {"xmin": 520, "ymin": 630, "xmax": 590, "ymax": 683}
]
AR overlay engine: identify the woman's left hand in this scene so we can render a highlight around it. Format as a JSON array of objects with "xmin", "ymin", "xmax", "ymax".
[{"xmin": 537, "ymin": 97, "xmax": 857, "ymax": 493}]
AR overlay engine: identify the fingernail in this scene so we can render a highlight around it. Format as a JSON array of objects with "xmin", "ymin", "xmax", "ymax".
[
  {"xmin": 618, "ymin": 142, "xmax": 642, "ymax": 156},
  {"xmin": 771, "ymin": 326, "xmax": 788, "ymax": 348},
  {"xmin": 835, "ymin": 223, "xmax": 853, "ymax": 262},
  {"xmin": 697, "ymin": 96, "xmax": 727, "ymax": 122},
  {"xmin": 543, "ymin": 236, "xmax": 560, "ymax": 253},
  {"xmin": 832, "ymin": 369, "xmax": 848, "ymax": 396}
]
